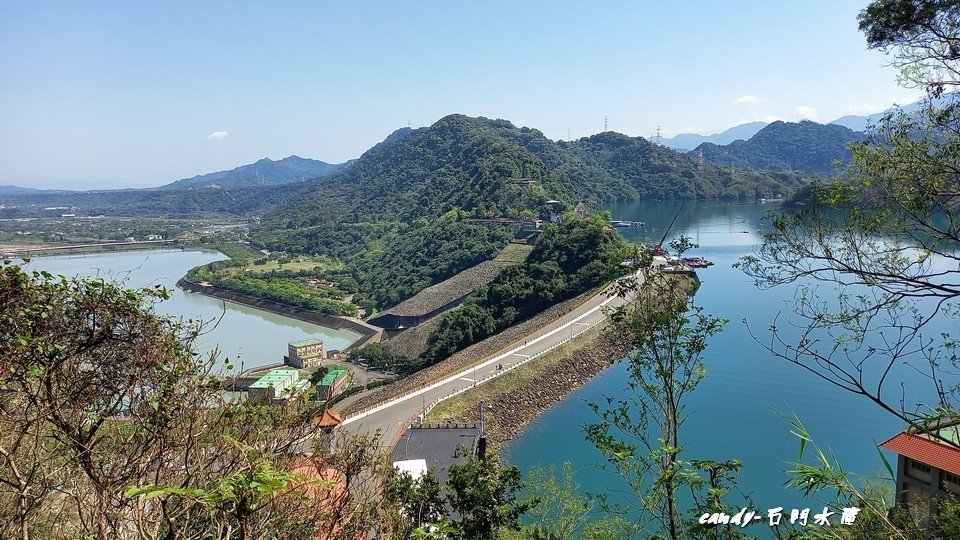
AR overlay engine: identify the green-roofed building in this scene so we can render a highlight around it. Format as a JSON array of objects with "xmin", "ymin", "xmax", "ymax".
[
  {"xmin": 248, "ymin": 368, "xmax": 301, "ymax": 402},
  {"xmin": 285, "ymin": 338, "xmax": 326, "ymax": 369},
  {"xmin": 315, "ymin": 368, "xmax": 349, "ymax": 401}
]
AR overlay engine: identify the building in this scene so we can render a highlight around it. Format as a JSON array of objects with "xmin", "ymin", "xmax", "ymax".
[
  {"xmin": 391, "ymin": 425, "xmax": 480, "ymax": 485},
  {"xmin": 286, "ymin": 339, "xmax": 326, "ymax": 369},
  {"xmin": 313, "ymin": 408, "xmax": 343, "ymax": 452},
  {"xmin": 144, "ymin": 234, "xmax": 163, "ymax": 241},
  {"xmin": 287, "ymin": 456, "xmax": 349, "ymax": 540},
  {"xmin": 880, "ymin": 420, "xmax": 960, "ymax": 527},
  {"xmin": 314, "ymin": 369, "xmax": 349, "ymax": 401},
  {"xmin": 247, "ymin": 368, "xmax": 305, "ymax": 402}
]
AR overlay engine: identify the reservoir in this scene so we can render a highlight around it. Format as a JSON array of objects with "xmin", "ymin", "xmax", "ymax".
[
  {"xmin": 19, "ymin": 248, "xmax": 360, "ymax": 372},
  {"xmin": 502, "ymin": 200, "xmax": 944, "ymax": 531}
]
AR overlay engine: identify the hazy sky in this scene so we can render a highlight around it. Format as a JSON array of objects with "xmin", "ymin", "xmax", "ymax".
[{"xmin": 0, "ymin": 1, "xmax": 919, "ymax": 189}]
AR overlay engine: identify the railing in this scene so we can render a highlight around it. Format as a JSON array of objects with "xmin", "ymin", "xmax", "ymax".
[
  {"xmin": 372, "ymin": 319, "xmax": 603, "ymax": 452},
  {"xmin": 341, "ymin": 315, "xmax": 606, "ymax": 424},
  {"xmin": 412, "ymin": 319, "xmax": 603, "ymax": 425}
]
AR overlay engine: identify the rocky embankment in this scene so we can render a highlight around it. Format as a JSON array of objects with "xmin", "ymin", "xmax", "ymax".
[
  {"xmin": 343, "ymin": 285, "xmax": 605, "ymax": 414},
  {"xmin": 427, "ymin": 331, "xmax": 633, "ymax": 449}
]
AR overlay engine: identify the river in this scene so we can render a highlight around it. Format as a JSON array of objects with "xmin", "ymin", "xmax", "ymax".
[
  {"xmin": 502, "ymin": 200, "xmax": 945, "ymax": 534},
  {"xmin": 19, "ymin": 248, "xmax": 359, "ymax": 372}
]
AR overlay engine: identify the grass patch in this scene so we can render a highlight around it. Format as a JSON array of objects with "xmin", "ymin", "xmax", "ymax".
[
  {"xmin": 422, "ymin": 325, "xmax": 603, "ymax": 426},
  {"xmin": 493, "ymin": 243, "xmax": 533, "ymax": 264},
  {"xmin": 239, "ymin": 257, "xmax": 343, "ymax": 274}
]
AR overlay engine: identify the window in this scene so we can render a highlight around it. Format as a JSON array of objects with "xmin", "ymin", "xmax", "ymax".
[
  {"xmin": 907, "ymin": 459, "xmax": 933, "ymax": 481},
  {"xmin": 942, "ymin": 471, "xmax": 960, "ymax": 494}
]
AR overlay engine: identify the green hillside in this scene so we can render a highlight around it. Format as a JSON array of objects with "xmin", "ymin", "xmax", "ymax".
[
  {"xmin": 244, "ymin": 114, "xmax": 810, "ymax": 311},
  {"xmin": 694, "ymin": 120, "xmax": 867, "ymax": 176}
]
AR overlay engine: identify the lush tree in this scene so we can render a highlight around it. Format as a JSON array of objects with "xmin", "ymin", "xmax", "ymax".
[
  {"xmin": 446, "ymin": 448, "xmax": 530, "ymax": 540},
  {"xmin": 384, "ymin": 468, "xmax": 448, "ymax": 538},
  {"xmin": 738, "ymin": 0, "xmax": 960, "ymax": 439},
  {"xmin": 0, "ymin": 262, "xmax": 406, "ymax": 540},
  {"xmin": 423, "ymin": 215, "xmax": 627, "ymax": 365},
  {"xmin": 735, "ymin": 2, "xmax": 960, "ymax": 537},
  {"xmin": 858, "ymin": 0, "xmax": 960, "ymax": 96},
  {"xmin": 584, "ymin": 243, "xmax": 748, "ymax": 540}
]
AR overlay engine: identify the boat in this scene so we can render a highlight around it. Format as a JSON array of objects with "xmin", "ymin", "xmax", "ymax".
[
  {"xmin": 683, "ymin": 256, "xmax": 714, "ymax": 268},
  {"xmin": 610, "ymin": 220, "xmax": 645, "ymax": 228}
]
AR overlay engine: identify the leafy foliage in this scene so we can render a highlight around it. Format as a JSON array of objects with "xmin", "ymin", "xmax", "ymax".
[
  {"xmin": 422, "ymin": 216, "xmax": 627, "ymax": 366},
  {"xmin": 585, "ymin": 255, "xmax": 742, "ymax": 540},
  {"xmin": 350, "ymin": 218, "xmax": 515, "ymax": 309},
  {"xmin": 446, "ymin": 450, "xmax": 529, "ymax": 540}
]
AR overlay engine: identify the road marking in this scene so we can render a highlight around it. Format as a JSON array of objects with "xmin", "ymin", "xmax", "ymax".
[
  {"xmin": 459, "ymin": 377, "xmax": 475, "ymax": 383},
  {"xmin": 513, "ymin": 354, "xmax": 531, "ymax": 359},
  {"xmin": 342, "ymin": 273, "xmax": 643, "ymax": 427}
]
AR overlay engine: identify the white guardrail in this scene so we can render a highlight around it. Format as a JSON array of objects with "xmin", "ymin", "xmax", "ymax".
[
  {"xmin": 412, "ymin": 318, "xmax": 603, "ymax": 425},
  {"xmin": 341, "ymin": 291, "xmax": 617, "ymax": 427}
]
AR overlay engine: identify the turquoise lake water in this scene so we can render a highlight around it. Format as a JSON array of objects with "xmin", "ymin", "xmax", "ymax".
[
  {"xmin": 20, "ymin": 249, "xmax": 359, "ymax": 372},
  {"xmin": 501, "ymin": 200, "xmax": 948, "ymax": 534},
  {"xmin": 14, "ymin": 209, "xmax": 951, "ymax": 535}
]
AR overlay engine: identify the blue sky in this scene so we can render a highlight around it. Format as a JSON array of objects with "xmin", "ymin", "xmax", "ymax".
[{"xmin": 0, "ymin": 1, "xmax": 919, "ymax": 189}]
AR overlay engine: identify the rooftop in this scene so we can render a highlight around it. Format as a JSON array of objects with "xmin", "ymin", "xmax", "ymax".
[
  {"xmin": 881, "ymin": 431, "xmax": 960, "ymax": 476},
  {"xmin": 249, "ymin": 368, "xmax": 298, "ymax": 389},
  {"xmin": 320, "ymin": 369, "xmax": 348, "ymax": 386},
  {"xmin": 391, "ymin": 426, "xmax": 479, "ymax": 485},
  {"xmin": 290, "ymin": 338, "xmax": 324, "ymax": 348},
  {"xmin": 314, "ymin": 408, "xmax": 343, "ymax": 429}
]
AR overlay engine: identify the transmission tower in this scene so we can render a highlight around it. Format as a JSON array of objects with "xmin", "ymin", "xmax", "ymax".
[
  {"xmin": 604, "ymin": 116, "xmax": 608, "ymax": 131},
  {"xmin": 698, "ymin": 148, "xmax": 704, "ymax": 170}
]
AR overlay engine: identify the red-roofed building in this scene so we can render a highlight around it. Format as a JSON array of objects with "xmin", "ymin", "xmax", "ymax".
[{"xmin": 880, "ymin": 421, "xmax": 960, "ymax": 526}]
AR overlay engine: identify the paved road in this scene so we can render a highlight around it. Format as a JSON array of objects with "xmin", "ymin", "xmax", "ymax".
[{"xmin": 340, "ymin": 271, "xmax": 645, "ymax": 446}]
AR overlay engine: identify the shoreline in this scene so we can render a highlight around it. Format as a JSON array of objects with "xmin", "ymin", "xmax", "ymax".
[
  {"xmin": 422, "ymin": 325, "xmax": 632, "ymax": 451},
  {"xmin": 176, "ymin": 277, "xmax": 383, "ymax": 352},
  {"xmin": 1, "ymin": 240, "xmax": 192, "ymax": 258}
]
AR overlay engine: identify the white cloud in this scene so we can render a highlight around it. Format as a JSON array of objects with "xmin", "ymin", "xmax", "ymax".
[
  {"xmin": 206, "ymin": 131, "xmax": 229, "ymax": 140},
  {"xmin": 740, "ymin": 114, "xmax": 782, "ymax": 124},
  {"xmin": 736, "ymin": 94, "xmax": 759, "ymax": 105},
  {"xmin": 793, "ymin": 106, "xmax": 819, "ymax": 121},
  {"xmin": 889, "ymin": 89, "xmax": 927, "ymax": 106},
  {"xmin": 844, "ymin": 103, "xmax": 886, "ymax": 116}
]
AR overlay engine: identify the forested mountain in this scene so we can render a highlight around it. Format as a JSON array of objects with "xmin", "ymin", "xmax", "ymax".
[
  {"xmin": 251, "ymin": 114, "xmax": 809, "ymax": 254},
  {"xmin": 693, "ymin": 120, "xmax": 867, "ymax": 176},
  {"xmin": 661, "ymin": 122, "xmax": 768, "ymax": 150},
  {"xmin": 160, "ymin": 155, "xmax": 351, "ymax": 190},
  {"xmin": 243, "ymin": 114, "xmax": 810, "ymax": 311},
  {"xmin": 0, "ymin": 183, "xmax": 299, "ymax": 218}
]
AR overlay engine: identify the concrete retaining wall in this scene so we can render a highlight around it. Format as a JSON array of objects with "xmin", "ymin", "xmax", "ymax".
[{"xmin": 176, "ymin": 278, "xmax": 382, "ymax": 351}]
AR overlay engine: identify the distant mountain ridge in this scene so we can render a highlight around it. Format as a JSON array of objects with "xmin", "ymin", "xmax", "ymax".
[
  {"xmin": 661, "ymin": 122, "xmax": 768, "ymax": 151},
  {"xmin": 160, "ymin": 155, "xmax": 352, "ymax": 190},
  {"xmin": 662, "ymin": 96, "xmax": 935, "ymax": 148},
  {"xmin": 692, "ymin": 120, "xmax": 866, "ymax": 176},
  {"xmin": 0, "ymin": 185, "xmax": 60, "ymax": 195}
]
